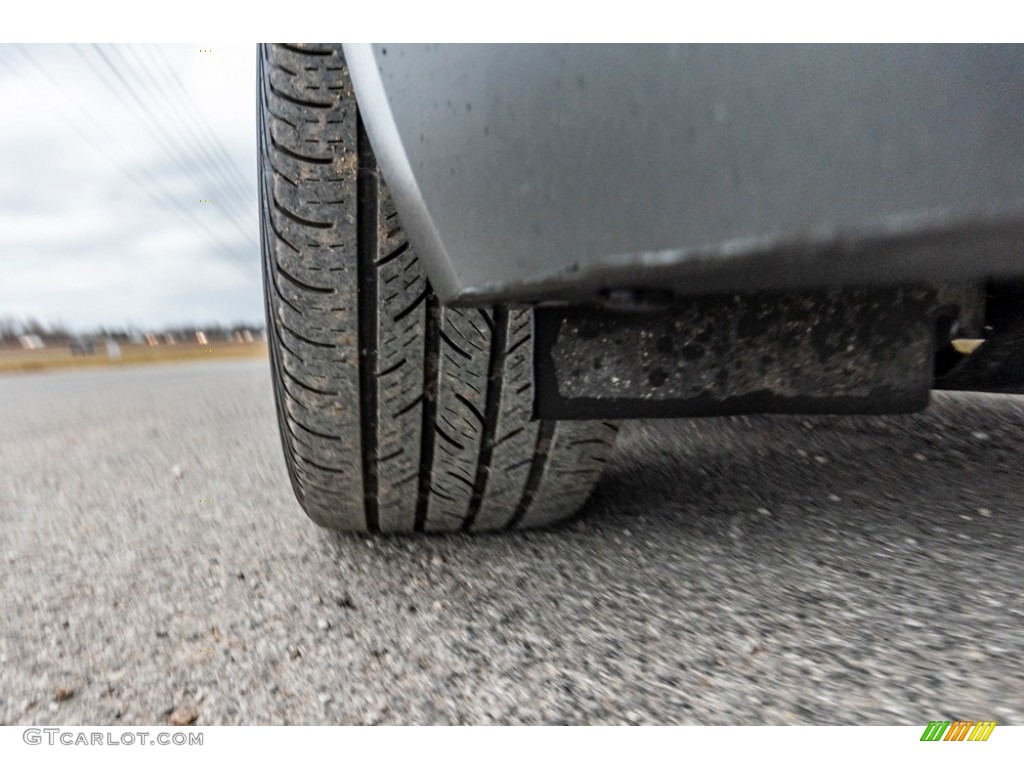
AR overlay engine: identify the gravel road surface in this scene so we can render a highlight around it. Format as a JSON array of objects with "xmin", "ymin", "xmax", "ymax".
[{"xmin": 1, "ymin": 359, "xmax": 1021, "ymax": 725}]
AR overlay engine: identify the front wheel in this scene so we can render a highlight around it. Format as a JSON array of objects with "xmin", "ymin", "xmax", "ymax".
[{"xmin": 258, "ymin": 43, "xmax": 617, "ymax": 533}]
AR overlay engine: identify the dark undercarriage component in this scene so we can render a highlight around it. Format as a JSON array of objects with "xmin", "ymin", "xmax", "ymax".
[
  {"xmin": 935, "ymin": 283, "xmax": 1024, "ymax": 394},
  {"xmin": 535, "ymin": 284, "xmax": 1023, "ymax": 420}
]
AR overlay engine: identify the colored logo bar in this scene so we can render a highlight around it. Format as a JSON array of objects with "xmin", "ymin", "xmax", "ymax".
[{"xmin": 920, "ymin": 721, "xmax": 996, "ymax": 741}]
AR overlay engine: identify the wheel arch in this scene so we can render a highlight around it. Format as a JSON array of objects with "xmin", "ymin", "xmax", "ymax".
[{"xmin": 343, "ymin": 44, "xmax": 462, "ymax": 305}]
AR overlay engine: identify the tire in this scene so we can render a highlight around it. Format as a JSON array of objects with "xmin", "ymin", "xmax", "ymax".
[{"xmin": 258, "ymin": 43, "xmax": 618, "ymax": 532}]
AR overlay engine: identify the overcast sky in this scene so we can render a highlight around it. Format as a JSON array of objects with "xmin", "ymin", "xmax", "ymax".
[{"xmin": 0, "ymin": 44, "xmax": 261, "ymax": 332}]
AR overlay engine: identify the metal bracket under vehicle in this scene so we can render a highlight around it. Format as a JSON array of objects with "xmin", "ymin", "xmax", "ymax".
[{"xmin": 533, "ymin": 284, "xmax": 1022, "ymax": 420}]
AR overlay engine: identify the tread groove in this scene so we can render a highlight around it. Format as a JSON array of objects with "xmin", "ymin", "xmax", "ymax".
[
  {"xmin": 439, "ymin": 329, "xmax": 473, "ymax": 360},
  {"xmin": 269, "ymin": 134, "xmax": 332, "ymax": 165},
  {"xmin": 506, "ymin": 420, "xmax": 556, "ymax": 530},
  {"xmin": 277, "ymin": 44, "xmax": 334, "ymax": 57},
  {"xmin": 375, "ymin": 241, "xmax": 410, "ymax": 267},
  {"xmin": 454, "ymin": 393, "xmax": 485, "ymax": 426},
  {"xmin": 394, "ymin": 394, "xmax": 423, "ymax": 417},
  {"xmin": 267, "ymin": 108, "xmax": 298, "ymax": 129},
  {"xmin": 394, "ymin": 286, "xmax": 430, "ymax": 322},
  {"xmin": 287, "ymin": 415, "xmax": 343, "ymax": 442},
  {"xmin": 414, "ymin": 294, "xmax": 442, "ymax": 531},
  {"xmin": 506, "ymin": 334, "xmax": 531, "ymax": 356},
  {"xmin": 271, "ymin": 164, "xmax": 299, "ymax": 187},
  {"xmin": 435, "ymin": 424, "xmax": 465, "ymax": 450},
  {"xmin": 272, "ymin": 325, "xmax": 305, "ymax": 362},
  {"xmin": 294, "ymin": 454, "xmax": 347, "ymax": 473},
  {"xmin": 494, "ymin": 427, "xmax": 526, "ymax": 447},
  {"xmin": 269, "ymin": 81, "xmax": 334, "ymax": 109},
  {"xmin": 356, "ymin": 114, "xmax": 380, "ymax": 532},
  {"xmin": 276, "ymin": 261, "xmax": 334, "ymax": 294},
  {"xmin": 463, "ymin": 307, "xmax": 509, "ymax": 530},
  {"xmin": 283, "ymin": 365, "xmax": 337, "ymax": 396},
  {"xmin": 269, "ymin": 272, "xmax": 303, "ymax": 315},
  {"xmin": 263, "ymin": 192, "xmax": 302, "ymax": 254},
  {"xmin": 446, "ymin": 471, "xmax": 476, "ymax": 490},
  {"xmin": 273, "ymin": 192, "xmax": 334, "ymax": 229},
  {"xmin": 376, "ymin": 359, "xmax": 406, "ymax": 377},
  {"xmin": 279, "ymin": 321, "xmax": 335, "ymax": 349}
]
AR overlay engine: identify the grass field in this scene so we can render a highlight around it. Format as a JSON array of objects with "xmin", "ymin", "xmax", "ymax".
[{"xmin": 0, "ymin": 341, "xmax": 268, "ymax": 375}]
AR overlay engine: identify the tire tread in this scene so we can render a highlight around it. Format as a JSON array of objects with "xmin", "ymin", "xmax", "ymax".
[{"xmin": 259, "ymin": 43, "xmax": 615, "ymax": 533}]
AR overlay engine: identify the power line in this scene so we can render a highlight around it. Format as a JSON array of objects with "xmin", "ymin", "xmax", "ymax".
[
  {"xmin": 76, "ymin": 44, "xmax": 259, "ymax": 252},
  {"xmin": 145, "ymin": 44, "xmax": 256, "ymax": 202},
  {"xmin": 1, "ymin": 46, "xmax": 257, "ymax": 276},
  {"xmin": 121, "ymin": 44, "xmax": 253, "ymax": 207},
  {"xmin": 84, "ymin": 44, "xmax": 259, "ymax": 251},
  {"xmin": 118, "ymin": 43, "xmax": 256, "ymax": 222}
]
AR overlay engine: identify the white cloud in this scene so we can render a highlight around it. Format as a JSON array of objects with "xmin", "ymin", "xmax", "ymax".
[{"xmin": 0, "ymin": 44, "xmax": 262, "ymax": 332}]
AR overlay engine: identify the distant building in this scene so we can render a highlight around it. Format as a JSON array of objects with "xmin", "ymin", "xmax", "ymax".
[
  {"xmin": 18, "ymin": 334, "xmax": 45, "ymax": 350},
  {"xmin": 69, "ymin": 338, "xmax": 95, "ymax": 356}
]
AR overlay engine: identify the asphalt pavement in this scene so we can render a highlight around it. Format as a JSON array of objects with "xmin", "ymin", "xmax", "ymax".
[{"xmin": 1, "ymin": 359, "xmax": 1021, "ymax": 725}]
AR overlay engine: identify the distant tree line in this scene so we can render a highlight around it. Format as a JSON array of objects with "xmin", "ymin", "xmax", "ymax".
[{"xmin": 0, "ymin": 315, "xmax": 265, "ymax": 348}]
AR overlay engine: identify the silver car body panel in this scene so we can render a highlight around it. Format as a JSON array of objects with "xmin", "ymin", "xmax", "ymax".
[{"xmin": 345, "ymin": 44, "xmax": 1024, "ymax": 306}]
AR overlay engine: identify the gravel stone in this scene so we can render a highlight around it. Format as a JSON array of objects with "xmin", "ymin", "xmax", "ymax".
[{"xmin": 168, "ymin": 707, "xmax": 198, "ymax": 726}]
